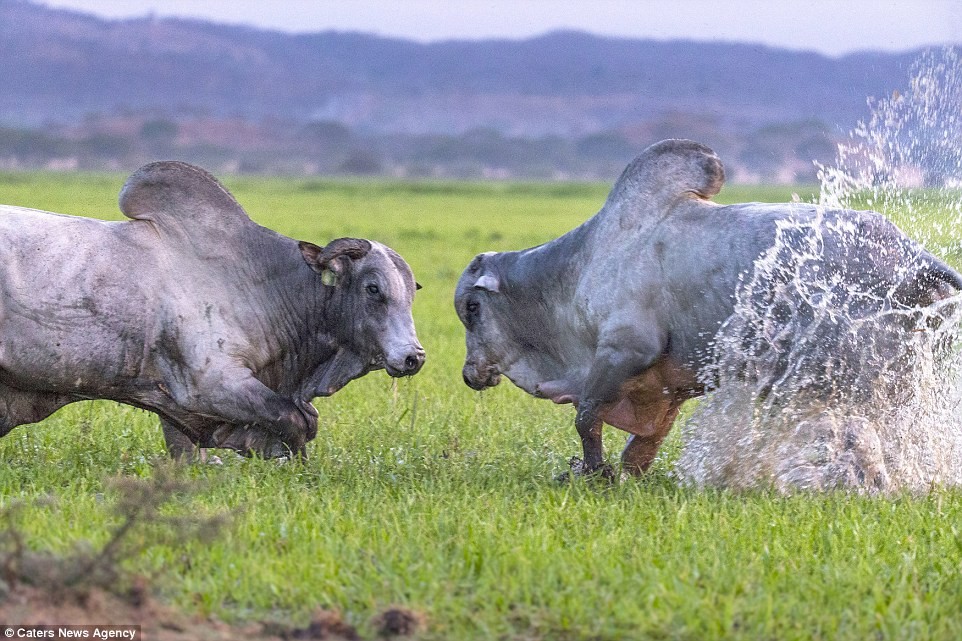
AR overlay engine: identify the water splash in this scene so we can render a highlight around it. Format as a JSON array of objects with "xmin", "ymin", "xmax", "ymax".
[
  {"xmin": 674, "ymin": 48, "xmax": 962, "ymax": 494},
  {"xmin": 819, "ymin": 47, "xmax": 962, "ymax": 249}
]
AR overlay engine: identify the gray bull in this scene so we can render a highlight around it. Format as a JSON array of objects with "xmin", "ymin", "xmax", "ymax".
[
  {"xmin": 0, "ymin": 161, "xmax": 424, "ymax": 457},
  {"xmin": 455, "ymin": 139, "xmax": 962, "ymax": 477}
]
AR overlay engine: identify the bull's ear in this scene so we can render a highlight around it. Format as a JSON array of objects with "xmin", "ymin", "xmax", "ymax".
[
  {"xmin": 299, "ymin": 240, "xmax": 341, "ymax": 286},
  {"xmin": 297, "ymin": 240, "xmax": 323, "ymax": 273},
  {"xmin": 416, "ymin": 282, "xmax": 423, "ymax": 291},
  {"xmin": 299, "ymin": 241, "xmax": 325, "ymax": 273},
  {"xmin": 473, "ymin": 273, "xmax": 500, "ymax": 292}
]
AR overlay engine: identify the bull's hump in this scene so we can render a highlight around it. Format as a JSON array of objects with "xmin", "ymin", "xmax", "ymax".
[
  {"xmin": 118, "ymin": 161, "xmax": 250, "ymax": 228},
  {"xmin": 604, "ymin": 139, "xmax": 725, "ymax": 226}
]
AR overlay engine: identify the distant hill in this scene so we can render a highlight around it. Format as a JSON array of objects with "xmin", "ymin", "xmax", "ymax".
[
  {"xmin": 0, "ymin": 0, "xmax": 925, "ymax": 134},
  {"xmin": 0, "ymin": 0, "xmax": 952, "ymax": 181}
]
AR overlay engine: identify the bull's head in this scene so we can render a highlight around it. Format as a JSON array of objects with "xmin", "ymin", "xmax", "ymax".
[
  {"xmin": 300, "ymin": 237, "xmax": 425, "ymax": 378},
  {"xmin": 454, "ymin": 252, "xmax": 507, "ymax": 390}
]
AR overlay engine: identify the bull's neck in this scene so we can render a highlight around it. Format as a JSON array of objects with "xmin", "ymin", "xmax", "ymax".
[
  {"xmin": 238, "ymin": 228, "xmax": 336, "ymax": 389},
  {"xmin": 501, "ymin": 216, "xmax": 598, "ymax": 295}
]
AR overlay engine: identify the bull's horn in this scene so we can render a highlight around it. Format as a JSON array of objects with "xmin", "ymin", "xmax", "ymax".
[
  {"xmin": 317, "ymin": 237, "xmax": 372, "ymax": 267},
  {"xmin": 473, "ymin": 274, "xmax": 500, "ymax": 292},
  {"xmin": 299, "ymin": 237, "xmax": 372, "ymax": 280}
]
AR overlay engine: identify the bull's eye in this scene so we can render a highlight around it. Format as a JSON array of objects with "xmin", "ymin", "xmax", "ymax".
[
  {"xmin": 366, "ymin": 284, "xmax": 380, "ymax": 296},
  {"xmin": 466, "ymin": 301, "xmax": 480, "ymax": 313}
]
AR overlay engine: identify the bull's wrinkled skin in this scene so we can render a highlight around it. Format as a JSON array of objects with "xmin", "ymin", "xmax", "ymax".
[
  {"xmin": 0, "ymin": 161, "xmax": 424, "ymax": 458},
  {"xmin": 454, "ymin": 139, "xmax": 962, "ymax": 478}
]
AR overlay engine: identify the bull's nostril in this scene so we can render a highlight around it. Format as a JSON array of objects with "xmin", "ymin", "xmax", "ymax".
[
  {"xmin": 405, "ymin": 354, "xmax": 420, "ymax": 371},
  {"xmin": 463, "ymin": 373, "xmax": 472, "ymax": 386}
]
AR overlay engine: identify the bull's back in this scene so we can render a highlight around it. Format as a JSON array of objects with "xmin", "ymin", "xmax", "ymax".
[
  {"xmin": 654, "ymin": 201, "xmax": 955, "ymax": 369},
  {"xmin": 646, "ymin": 202, "xmax": 785, "ymax": 368},
  {"xmin": 0, "ymin": 205, "xmax": 143, "ymax": 304},
  {"xmin": 0, "ymin": 206, "xmax": 160, "ymax": 389}
]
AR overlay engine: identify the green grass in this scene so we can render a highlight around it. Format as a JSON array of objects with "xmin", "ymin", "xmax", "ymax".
[{"xmin": 2, "ymin": 172, "xmax": 962, "ymax": 639}]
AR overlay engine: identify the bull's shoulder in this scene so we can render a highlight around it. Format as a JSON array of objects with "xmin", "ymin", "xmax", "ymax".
[
  {"xmin": 118, "ymin": 161, "xmax": 251, "ymax": 231},
  {"xmin": 599, "ymin": 139, "xmax": 725, "ymax": 230}
]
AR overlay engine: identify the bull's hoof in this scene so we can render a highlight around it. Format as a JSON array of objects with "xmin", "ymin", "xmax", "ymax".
[
  {"xmin": 266, "ymin": 442, "xmax": 310, "ymax": 463},
  {"xmin": 555, "ymin": 456, "xmax": 617, "ymax": 484},
  {"xmin": 287, "ymin": 444, "xmax": 310, "ymax": 462},
  {"xmin": 211, "ymin": 424, "xmax": 304, "ymax": 460},
  {"xmin": 295, "ymin": 399, "xmax": 319, "ymax": 440},
  {"xmin": 199, "ymin": 450, "xmax": 224, "ymax": 465},
  {"xmin": 262, "ymin": 440, "xmax": 294, "ymax": 459}
]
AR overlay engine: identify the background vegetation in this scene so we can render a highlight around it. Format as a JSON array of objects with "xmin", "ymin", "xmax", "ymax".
[
  {"xmin": 2, "ymin": 2, "xmax": 919, "ymax": 182},
  {"xmin": 0, "ymin": 172, "xmax": 959, "ymax": 640}
]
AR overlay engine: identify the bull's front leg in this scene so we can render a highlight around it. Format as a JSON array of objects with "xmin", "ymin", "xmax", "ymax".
[
  {"xmin": 197, "ymin": 370, "xmax": 318, "ymax": 455},
  {"xmin": 573, "ymin": 400, "xmax": 606, "ymax": 475},
  {"xmin": 161, "ymin": 416, "xmax": 224, "ymax": 464},
  {"xmin": 568, "ymin": 339, "xmax": 661, "ymax": 480}
]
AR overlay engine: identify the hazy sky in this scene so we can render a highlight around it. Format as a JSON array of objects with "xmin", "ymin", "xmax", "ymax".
[{"xmin": 39, "ymin": 0, "xmax": 961, "ymax": 57}]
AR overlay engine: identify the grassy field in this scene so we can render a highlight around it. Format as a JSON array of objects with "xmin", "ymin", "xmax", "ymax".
[{"xmin": 1, "ymin": 171, "xmax": 961, "ymax": 640}]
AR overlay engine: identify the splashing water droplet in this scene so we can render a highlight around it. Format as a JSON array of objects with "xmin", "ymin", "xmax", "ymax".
[{"xmin": 674, "ymin": 48, "xmax": 962, "ymax": 494}]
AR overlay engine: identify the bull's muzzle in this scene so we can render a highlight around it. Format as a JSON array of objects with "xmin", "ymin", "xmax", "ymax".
[
  {"xmin": 385, "ymin": 346, "xmax": 426, "ymax": 377},
  {"xmin": 462, "ymin": 362, "xmax": 502, "ymax": 391}
]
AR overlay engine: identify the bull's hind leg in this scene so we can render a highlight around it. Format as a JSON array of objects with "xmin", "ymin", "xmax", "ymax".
[
  {"xmin": 160, "ymin": 417, "xmax": 216, "ymax": 463},
  {"xmin": 619, "ymin": 399, "xmax": 683, "ymax": 476},
  {"xmin": 0, "ymin": 382, "xmax": 73, "ymax": 437}
]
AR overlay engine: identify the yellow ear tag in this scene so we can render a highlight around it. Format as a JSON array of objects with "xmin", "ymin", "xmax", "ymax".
[{"xmin": 321, "ymin": 270, "xmax": 339, "ymax": 287}]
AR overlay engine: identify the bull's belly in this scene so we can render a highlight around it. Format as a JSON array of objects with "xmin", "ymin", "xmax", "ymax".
[
  {"xmin": 601, "ymin": 396, "xmax": 684, "ymax": 435},
  {"xmin": 538, "ymin": 357, "xmax": 703, "ymax": 435},
  {"xmin": 601, "ymin": 363, "xmax": 702, "ymax": 435},
  {"xmin": 602, "ymin": 398, "xmax": 661, "ymax": 434}
]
